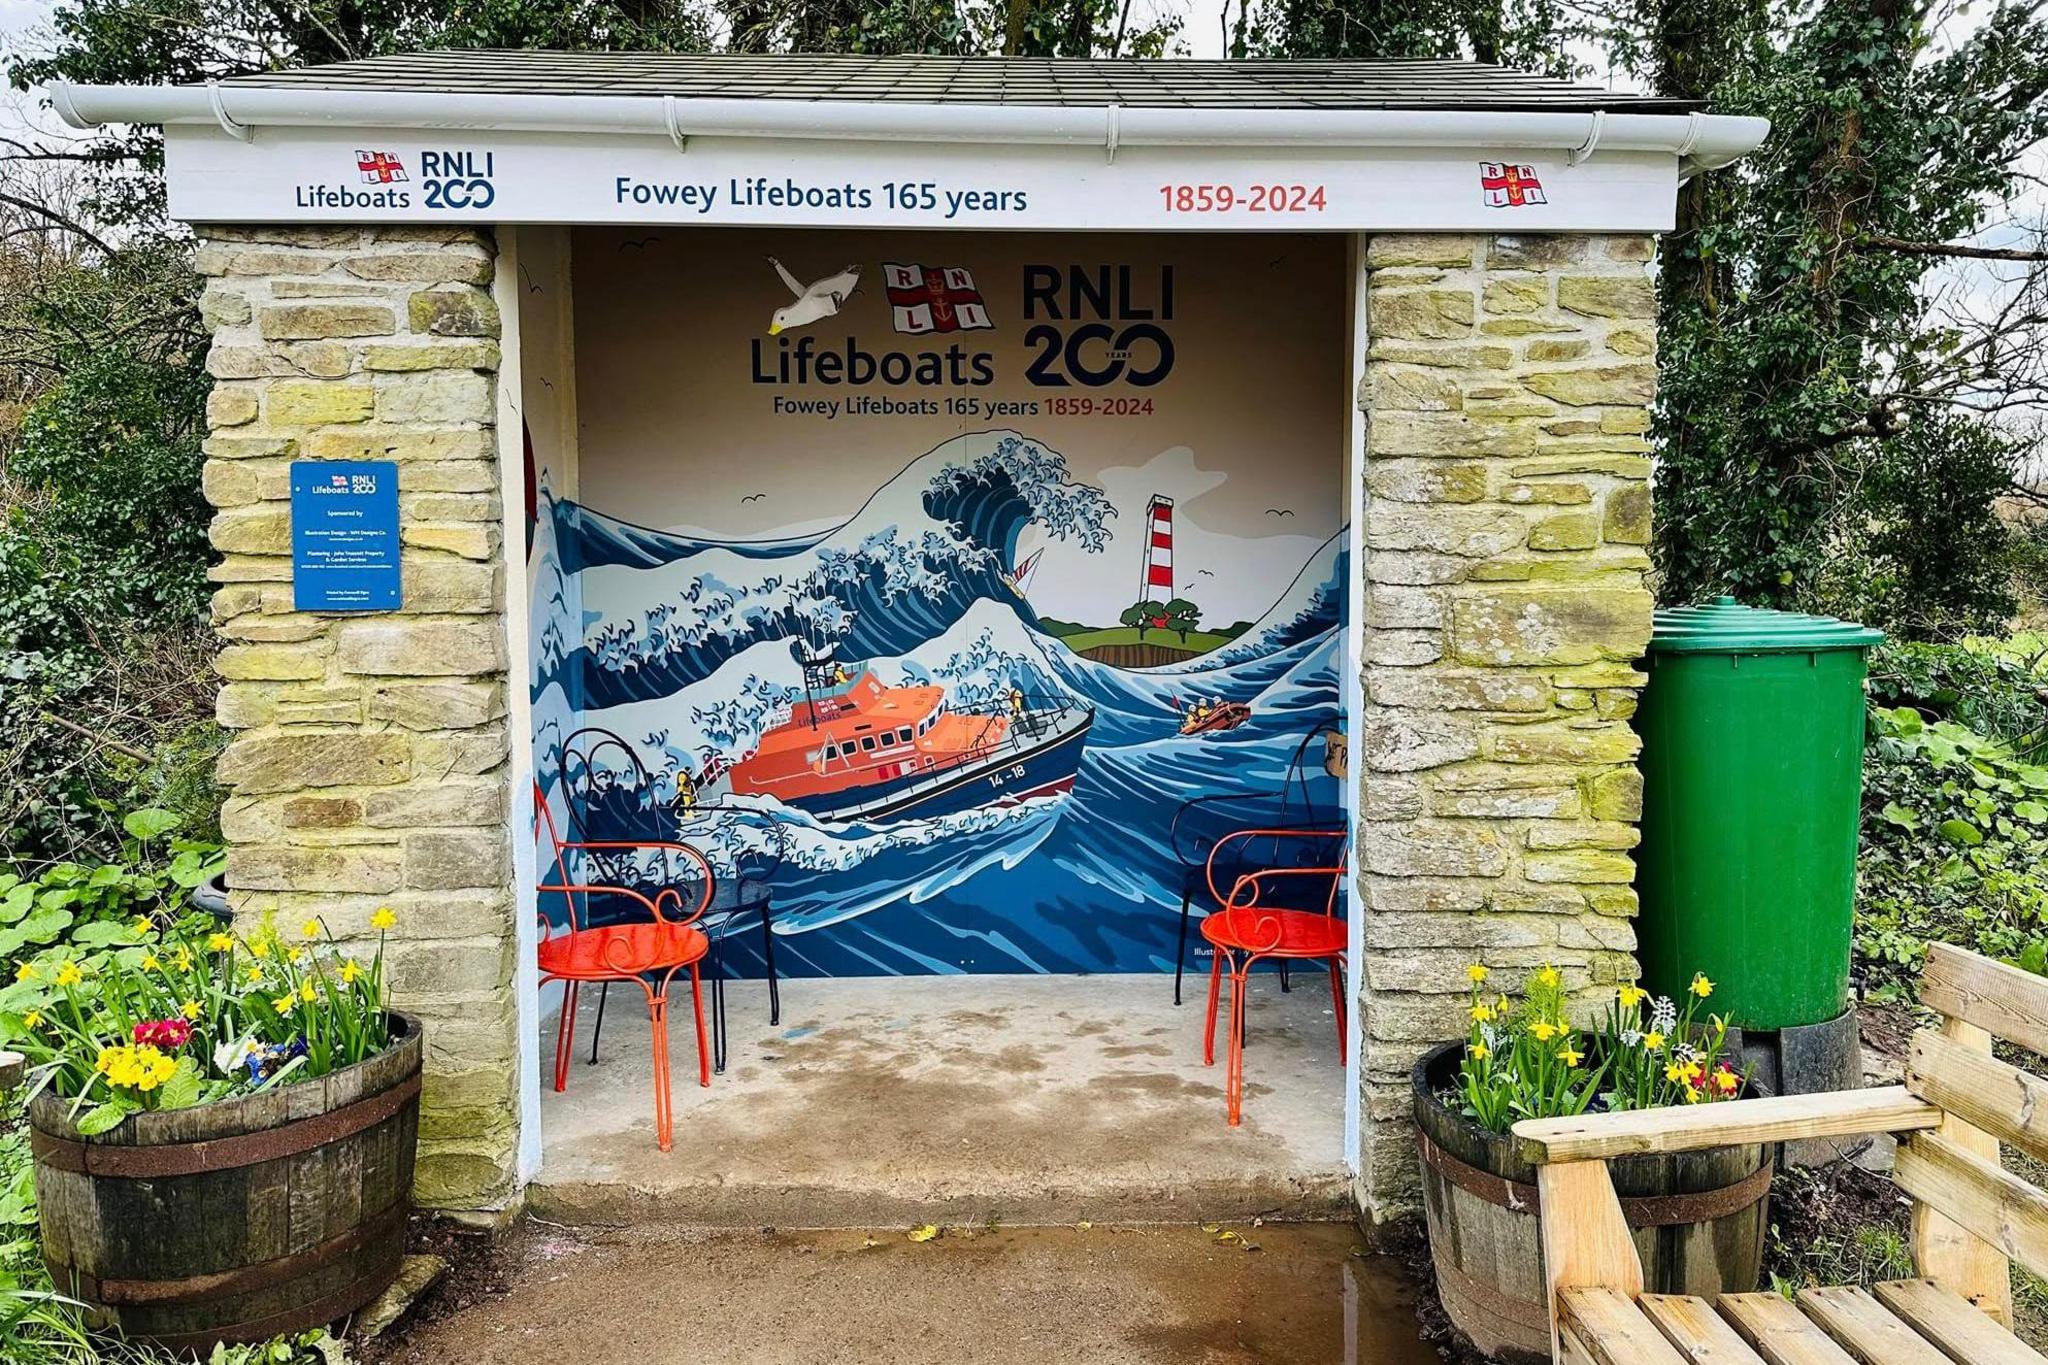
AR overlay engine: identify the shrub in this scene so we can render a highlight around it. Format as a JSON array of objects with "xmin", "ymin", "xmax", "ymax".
[
  {"xmin": 1857, "ymin": 706, "xmax": 2048, "ymax": 995},
  {"xmin": 0, "ymin": 809, "xmax": 222, "ymax": 972}
]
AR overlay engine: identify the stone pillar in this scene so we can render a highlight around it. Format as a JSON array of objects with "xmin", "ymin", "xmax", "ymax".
[
  {"xmin": 197, "ymin": 226, "xmax": 520, "ymax": 1211},
  {"xmin": 1355, "ymin": 232, "xmax": 1656, "ymax": 1217}
]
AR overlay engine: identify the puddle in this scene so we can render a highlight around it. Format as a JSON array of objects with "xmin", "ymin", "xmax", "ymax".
[{"xmin": 372, "ymin": 1220, "xmax": 1442, "ymax": 1365}]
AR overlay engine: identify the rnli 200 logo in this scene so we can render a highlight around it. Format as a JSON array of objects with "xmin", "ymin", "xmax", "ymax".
[{"xmin": 418, "ymin": 150, "xmax": 496, "ymax": 210}]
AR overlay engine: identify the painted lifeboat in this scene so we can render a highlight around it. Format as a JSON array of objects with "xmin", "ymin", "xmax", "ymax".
[
  {"xmin": 726, "ymin": 671, "xmax": 1092, "ymax": 825},
  {"xmin": 1178, "ymin": 702, "xmax": 1252, "ymax": 737}
]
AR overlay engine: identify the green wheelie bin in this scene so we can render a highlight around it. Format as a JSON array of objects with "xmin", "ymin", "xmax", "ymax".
[{"xmin": 1634, "ymin": 598, "xmax": 1883, "ymax": 1061}]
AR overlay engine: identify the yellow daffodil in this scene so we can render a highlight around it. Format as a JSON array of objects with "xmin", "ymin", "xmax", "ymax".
[
  {"xmin": 1466, "ymin": 964, "xmax": 1489, "ymax": 983},
  {"xmin": 1469, "ymin": 1043, "xmax": 1490, "ymax": 1061},
  {"xmin": 53, "ymin": 961, "xmax": 82, "ymax": 987},
  {"xmin": 301, "ymin": 918, "xmax": 323, "ymax": 940},
  {"xmin": 250, "ymin": 940, "xmax": 271, "ymax": 961},
  {"xmin": 245, "ymin": 964, "xmax": 265, "ymax": 982},
  {"xmin": 1535, "ymin": 965, "xmax": 1561, "ymax": 988},
  {"xmin": 1691, "ymin": 973, "xmax": 1714, "ymax": 999},
  {"xmin": 181, "ymin": 1000, "xmax": 202, "ymax": 1020},
  {"xmin": 339, "ymin": 959, "xmax": 364, "ymax": 985},
  {"xmin": 133, "ymin": 916, "xmax": 153, "ymax": 937},
  {"xmin": 1665, "ymin": 1062, "xmax": 1689, "ymax": 1084},
  {"xmin": 273, "ymin": 994, "xmax": 295, "ymax": 1016},
  {"xmin": 207, "ymin": 932, "xmax": 234, "ymax": 953},
  {"xmin": 1643, "ymin": 1030, "xmax": 1666, "ymax": 1050},
  {"xmin": 371, "ymin": 907, "xmax": 397, "ymax": 931},
  {"xmin": 300, "ymin": 979, "xmax": 317, "ymax": 1003},
  {"xmin": 1617, "ymin": 984, "xmax": 1647, "ymax": 1008},
  {"xmin": 1684, "ymin": 1085, "xmax": 1703, "ymax": 1104},
  {"xmin": 1557, "ymin": 1044, "xmax": 1583, "ymax": 1068},
  {"xmin": 288, "ymin": 947, "xmax": 305, "ymax": 965},
  {"xmin": 22, "ymin": 1010, "xmax": 42, "ymax": 1029},
  {"xmin": 15, "ymin": 962, "xmax": 36, "ymax": 982},
  {"xmin": 140, "ymin": 954, "xmax": 160, "ymax": 971},
  {"xmin": 1530, "ymin": 1020, "xmax": 1558, "ymax": 1042},
  {"xmin": 1469, "ymin": 1001, "xmax": 1493, "ymax": 1023}
]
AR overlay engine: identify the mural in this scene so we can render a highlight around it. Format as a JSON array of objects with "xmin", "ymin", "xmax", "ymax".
[{"xmin": 532, "ymin": 230, "xmax": 1348, "ymax": 976}]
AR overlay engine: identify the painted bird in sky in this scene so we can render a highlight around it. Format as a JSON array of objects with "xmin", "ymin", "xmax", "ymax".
[{"xmin": 767, "ymin": 257, "xmax": 859, "ymax": 335}]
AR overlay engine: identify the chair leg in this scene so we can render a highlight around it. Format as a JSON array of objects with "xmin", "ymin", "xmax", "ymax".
[
  {"xmin": 689, "ymin": 961, "xmax": 711, "ymax": 1088},
  {"xmin": 588, "ymin": 980, "xmax": 609, "ymax": 1066},
  {"xmin": 761, "ymin": 901, "xmax": 782, "ymax": 1027},
  {"xmin": 1226, "ymin": 964, "xmax": 1251, "ymax": 1127},
  {"xmin": 1174, "ymin": 887, "xmax": 1192, "ymax": 1006},
  {"xmin": 553, "ymin": 981, "xmax": 579, "ymax": 1093},
  {"xmin": 1328, "ymin": 959, "xmax": 1347, "ymax": 1060},
  {"xmin": 709, "ymin": 924, "xmax": 728, "ymax": 1076},
  {"xmin": 1202, "ymin": 950, "xmax": 1224, "ymax": 1066},
  {"xmin": 1280, "ymin": 960, "xmax": 1292, "ymax": 993},
  {"xmin": 647, "ymin": 993, "xmax": 673, "ymax": 1152}
]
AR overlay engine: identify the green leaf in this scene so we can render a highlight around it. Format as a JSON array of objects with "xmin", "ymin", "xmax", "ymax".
[
  {"xmin": 122, "ymin": 807, "xmax": 181, "ymax": 841},
  {"xmin": 159, "ymin": 1057, "xmax": 202, "ymax": 1110},
  {"xmin": 75, "ymin": 1102, "xmax": 131, "ymax": 1136},
  {"xmin": 1938, "ymin": 818, "xmax": 1985, "ymax": 847},
  {"xmin": 69, "ymin": 920, "xmax": 139, "ymax": 948},
  {"xmin": 2014, "ymin": 800, "xmax": 2047, "ymax": 824},
  {"xmin": 0, "ymin": 908, "xmax": 74, "ymax": 956},
  {"xmin": 1879, "ymin": 801, "xmax": 1920, "ymax": 831}
]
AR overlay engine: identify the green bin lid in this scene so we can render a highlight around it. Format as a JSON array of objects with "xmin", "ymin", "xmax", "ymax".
[{"xmin": 1650, "ymin": 596, "xmax": 1885, "ymax": 654}]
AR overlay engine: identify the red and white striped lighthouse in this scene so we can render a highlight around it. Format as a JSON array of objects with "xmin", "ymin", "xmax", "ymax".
[{"xmin": 1139, "ymin": 495, "xmax": 1174, "ymax": 603}]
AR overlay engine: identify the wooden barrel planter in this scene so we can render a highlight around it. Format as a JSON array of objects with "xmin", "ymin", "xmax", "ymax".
[
  {"xmin": 29, "ymin": 1013, "xmax": 422, "ymax": 1352},
  {"xmin": 1412, "ymin": 1041, "xmax": 1772, "ymax": 1364}
]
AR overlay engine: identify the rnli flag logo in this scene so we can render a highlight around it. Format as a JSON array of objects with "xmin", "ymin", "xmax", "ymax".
[
  {"xmin": 883, "ymin": 263, "xmax": 994, "ymax": 335},
  {"xmin": 1480, "ymin": 163, "xmax": 1546, "ymax": 208},
  {"xmin": 356, "ymin": 150, "xmax": 409, "ymax": 185}
]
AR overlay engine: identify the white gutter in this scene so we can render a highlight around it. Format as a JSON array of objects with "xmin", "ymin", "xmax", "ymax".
[{"xmin": 49, "ymin": 82, "xmax": 1769, "ymax": 172}]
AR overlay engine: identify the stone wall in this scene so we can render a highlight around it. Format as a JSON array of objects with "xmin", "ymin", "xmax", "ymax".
[
  {"xmin": 196, "ymin": 225, "xmax": 519, "ymax": 1211},
  {"xmin": 1355, "ymin": 232, "xmax": 1656, "ymax": 1217}
]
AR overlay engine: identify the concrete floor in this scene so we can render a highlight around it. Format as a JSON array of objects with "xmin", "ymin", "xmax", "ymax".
[
  {"xmin": 372, "ymin": 1223, "xmax": 1437, "ymax": 1365},
  {"xmin": 529, "ymin": 973, "xmax": 1351, "ymax": 1228}
]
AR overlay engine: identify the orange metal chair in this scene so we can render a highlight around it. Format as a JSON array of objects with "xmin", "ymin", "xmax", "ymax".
[
  {"xmin": 534, "ymin": 783, "xmax": 713, "ymax": 1151},
  {"xmin": 1198, "ymin": 827, "xmax": 1348, "ymax": 1126}
]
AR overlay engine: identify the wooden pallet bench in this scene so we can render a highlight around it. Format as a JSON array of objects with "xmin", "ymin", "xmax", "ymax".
[{"xmin": 1512, "ymin": 942, "xmax": 2048, "ymax": 1365}]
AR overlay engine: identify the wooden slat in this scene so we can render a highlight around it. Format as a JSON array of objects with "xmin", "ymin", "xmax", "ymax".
[
  {"xmin": 1921, "ymin": 943, "xmax": 2048, "ymax": 1060},
  {"xmin": 1641, "ymin": 1293, "xmax": 1772, "ymax": 1365},
  {"xmin": 1909, "ymin": 1027, "xmax": 2048, "ymax": 1168},
  {"xmin": 1873, "ymin": 1279, "xmax": 2048, "ymax": 1365},
  {"xmin": 1560, "ymin": 1287, "xmax": 1692, "ymax": 1365},
  {"xmin": 1797, "ymin": 1285, "xmax": 1953, "ymax": 1365},
  {"xmin": 1719, "ymin": 1292, "xmax": 1861, "ymax": 1365},
  {"xmin": 1514, "ymin": 1088, "xmax": 1943, "ymax": 1164},
  {"xmin": 1539, "ymin": 1161, "xmax": 1644, "ymax": 1364},
  {"xmin": 1894, "ymin": 1132, "xmax": 2048, "ymax": 1284},
  {"xmin": 1910, "ymin": 1021, "xmax": 2017, "ymax": 1326}
]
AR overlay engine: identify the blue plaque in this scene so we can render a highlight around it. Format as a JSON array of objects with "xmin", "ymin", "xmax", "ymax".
[{"xmin": 291, "ymin": 461, "xmax": 402, "ymax": 612}]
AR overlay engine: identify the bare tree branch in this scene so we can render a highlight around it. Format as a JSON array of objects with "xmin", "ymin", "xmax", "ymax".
[{"xmin": 1863, "ymin": 231, "xmax": 2048, "ymax": 262}]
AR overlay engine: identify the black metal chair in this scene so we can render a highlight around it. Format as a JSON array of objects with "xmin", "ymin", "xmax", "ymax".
[
  {"xmin": 1166, "ymin": 725, "xmax": 1344, "ymax": 1005},
  {"xmin": 549, "ymin": 726, "xmax": 787, "ymax": 1074}
]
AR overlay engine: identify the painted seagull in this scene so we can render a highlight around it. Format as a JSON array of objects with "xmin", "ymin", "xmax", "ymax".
[{"xmin": 767, "ymin": 258, "xmax": 860, "ymax": 335}]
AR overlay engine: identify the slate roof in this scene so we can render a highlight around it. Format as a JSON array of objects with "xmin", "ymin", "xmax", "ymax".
[{"xmin": 220, "ymin": 52, "xmax": 1692, "ymax": 113}]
